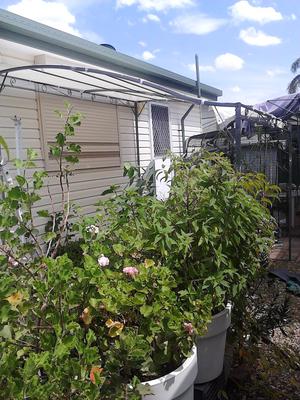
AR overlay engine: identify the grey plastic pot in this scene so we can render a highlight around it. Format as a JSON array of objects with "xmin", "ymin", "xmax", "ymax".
[
  {"xmin": 142, "ymin": 345, "xmax": 197, "ymax": 400},
  {"xmin": 195, "ymin": 303, "xmax": 232, "ymax": 384}
]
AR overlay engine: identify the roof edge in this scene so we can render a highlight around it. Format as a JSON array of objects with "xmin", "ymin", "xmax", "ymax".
[{"xmin": 0, "ymin": 9, "xmax": 222, "ymax": 100}]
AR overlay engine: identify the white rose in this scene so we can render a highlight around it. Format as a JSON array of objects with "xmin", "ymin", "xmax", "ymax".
[{"xmin": 98, "ymin": 254, "xmax": 109, "ymax": 267}]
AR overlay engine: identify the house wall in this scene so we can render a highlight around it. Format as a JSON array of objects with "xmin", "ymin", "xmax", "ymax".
[{"xmin": 0, "ymin": 45, "xmax": 218, "ymax": 231}]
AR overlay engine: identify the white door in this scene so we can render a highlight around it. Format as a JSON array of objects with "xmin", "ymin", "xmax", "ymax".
[{"xmin": 150, "ymin": 104, "xmax": 172, "ymax": 200}]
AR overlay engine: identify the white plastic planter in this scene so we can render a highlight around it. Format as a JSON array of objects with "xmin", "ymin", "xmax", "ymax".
[
  {"xmin": 142, "ymin": 345, "xmax": 197, "ymax": 400},
  {"xmin": 195, "ymin": 303, "xmax": 232, "ymax": 384}
]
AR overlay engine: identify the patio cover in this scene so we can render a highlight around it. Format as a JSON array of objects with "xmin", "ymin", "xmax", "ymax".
[
  {"xmin": 255, "ymin": 93, "xmax": 300, "ymax": 122},
  {"xmin": 0, "ymin": 64, "xmax": 204, "ymax": 106}
]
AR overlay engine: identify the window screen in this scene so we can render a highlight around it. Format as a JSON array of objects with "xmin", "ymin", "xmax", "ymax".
[{"xmin": 151, "ymin": 104, "xmax": 171, "ymax": 157}]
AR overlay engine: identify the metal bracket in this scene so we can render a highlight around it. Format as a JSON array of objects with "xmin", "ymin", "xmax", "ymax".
[{"xmin": 0, "ymin": 72, "xmax": 8, "ymax": 93}]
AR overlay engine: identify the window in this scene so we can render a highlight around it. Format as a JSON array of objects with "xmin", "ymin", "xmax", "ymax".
[
  {"xmin": 151, "ymin": 104, "xmax": 171, "ymax": 157},
  {"xmin": 38, "ymin": 94, "xmax": 121, "ymax": 171}
]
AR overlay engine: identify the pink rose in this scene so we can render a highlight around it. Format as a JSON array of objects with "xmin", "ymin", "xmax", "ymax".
[
  {"xmin": 8, "ymin": 257, "xmax": 18, "ymax": 267},
  {"xmin": 183, "ymin": 322, "xmax": 194, "ymax": 335},
  {"xmin": 98, "ymin": 254, "xmax": 109, "ymax": 267},
  {"xmin": 123, "ymin": 266, "xmax": 139, "ymax": 278}
]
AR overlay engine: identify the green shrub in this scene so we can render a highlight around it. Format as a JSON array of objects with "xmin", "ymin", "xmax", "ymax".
[{"xmin": 0, "ymin": 103, "xmax": 278, "ymax": 400}]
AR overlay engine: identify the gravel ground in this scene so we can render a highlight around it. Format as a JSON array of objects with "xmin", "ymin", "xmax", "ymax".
[{"xmin": 226, "ymin": 260, "xmax": 300, "ymax": 400}]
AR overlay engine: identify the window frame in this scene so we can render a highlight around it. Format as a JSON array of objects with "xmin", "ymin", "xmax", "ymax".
[{"xmin": 149, "ymin": 102, "xmax": 172, "ymax": 159}]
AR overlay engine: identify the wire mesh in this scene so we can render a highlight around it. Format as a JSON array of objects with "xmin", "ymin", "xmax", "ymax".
[
  {"xmin": 185, "ymin": 110, "xmax": 300, "ymax": 261},
  {"xmin": 151, "ymin": 104, "xmax": 171, "ymax": 157}
]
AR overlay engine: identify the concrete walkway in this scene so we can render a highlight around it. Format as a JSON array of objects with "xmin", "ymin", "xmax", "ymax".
[{"xmin": 270, "ymin": 237, "xmax": 300, "ymax": 262}]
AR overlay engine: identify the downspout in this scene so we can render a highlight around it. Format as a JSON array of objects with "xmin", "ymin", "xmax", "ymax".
[
  {"xmin": 133, "ymin": 102, "xmax": 141, "ymax": 176},
  {"xmin": 181, "ymin": 104, "xmax": 194, "ymax": 154},
  {"xmin": 180, "ymin": 54, "xmax": 201, "ymax": 155},
  {"xmin": 235, "ymin": 102, "xmax": 242, "ymax": 170},
  {"xmin": 288, "ymin": 124, "xmax": 293, "ymax": 261}
]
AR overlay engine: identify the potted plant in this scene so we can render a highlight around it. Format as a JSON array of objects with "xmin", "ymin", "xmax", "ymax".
[
  {"xmin": 99, "ymin": 153, "xmax": 277, "ymax": 384},
  {"xmin": 162, "ymin": 153, "xmax": 277, "ymax": 383}
]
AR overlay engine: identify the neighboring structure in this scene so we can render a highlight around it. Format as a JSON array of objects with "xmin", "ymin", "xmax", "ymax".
[{"xmin": 0, "ymin": 9, "xmax": 222, "ymax": 228}]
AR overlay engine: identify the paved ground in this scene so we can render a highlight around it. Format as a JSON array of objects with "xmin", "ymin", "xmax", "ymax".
[{"xmin": 270, "ymin": 237, "xmax": 300, "ymax": 262}]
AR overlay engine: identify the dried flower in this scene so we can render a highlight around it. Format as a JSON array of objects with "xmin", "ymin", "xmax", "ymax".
[
  {"xmin": 123, "ymin": 266, "xmax": 139, "ymax": 278},
  {"xmin": 90, "ymin": 366, "xmax": 103, "ymax": 384},
  {"xmin": 81, "ymin": 307, "xmax": 92, "ymax": 325},
  {"xmin": 105, "ymin": 319, "xmax": 124, "ymax": 337},
  {"xmin": 86, "ymin": 225, "xmax": 99, "ymax": 235},
  {"xmin": 6, "ymin": 292, "xmax": 24, "ymax": 307},
  {"xmin": 98, "ymin": 254, "xmax": 109, "ymax": 267},
  {"xmin": 183, "ymin": 322, "xmax": 194, "ymax": 335}
]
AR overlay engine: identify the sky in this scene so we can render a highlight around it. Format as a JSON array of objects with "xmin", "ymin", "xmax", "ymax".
[{"xmin": 0, "ymin": 0, "xmax": 299, "ymax": 105}]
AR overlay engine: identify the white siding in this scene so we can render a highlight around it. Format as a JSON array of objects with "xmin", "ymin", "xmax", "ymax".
[{"xmin": 0, "ymin": 47, "xmax": 218, "ymax": 231}]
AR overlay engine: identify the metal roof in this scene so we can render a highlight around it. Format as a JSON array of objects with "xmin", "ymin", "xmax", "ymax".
[{"xmin": 0, "ymin": 8, "xmax": 222, "ymax": 101}]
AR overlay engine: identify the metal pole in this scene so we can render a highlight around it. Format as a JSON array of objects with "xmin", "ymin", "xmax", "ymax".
[
  {"xmin": 195, "ymin": 54, "xmax": 202, "ymax": 98},
  {"xmin": 133, "ymin": 102, "xmax": 141, "ymax": 176},
  {"xmin": 235, "ymin": 103, "xmax": 242, "ymax": 170},
  {"xmin": 12, "ymin": 116, "xmax": 24, "ymax": 241},
  {"xmin": 195, "ymin": 54, "xmax": 203, "ymax": 136},
  {"xmin": 288, "ymin": 125, "xmax": 293, "ymax": 261},
  {"xmin": 13, "ymin": 116, "xmax": 23, "ymax": 175}
]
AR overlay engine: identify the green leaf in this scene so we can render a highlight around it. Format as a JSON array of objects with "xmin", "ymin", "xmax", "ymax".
[
  {"xmin": 112, "ymin": 243, "xmax": 125, "ymax": 256},
  {"xmin": 136, "ymin": 383, "xmax": 153, "ymax": 396},
  {"xmin": 68, "ymin": 143, "xmax": 81, "ymax": 153},
  {"xmin": 27, "ymin": 148, "xmax": 38, "ymax": 161},
  {"xmin": 37, "ymin": 210, "xmax": 50, "ymax": 218},
  {"xmin": 140, "ymin": 305, "xmax": 153, "ymax": 317},
  {"xmin": 43, "ymin": 232, "xmax": 57, "ymax": 242},
  {"xmin": 0, "ymin": 136, "xmax": 10, "ymax": 159},
  {"xmin": 56, "ymin": 132, "xmax": 66, "ymax": 146},
  {"xmin": 15, "ymin": 175, "xmax": 26, "ymax": 186},
  {"xmin": 50, "ymin": 146, "xmax": 62, "ymax": 158},
  {"xmin": 101, "ymin": 185, "xmax": 119, "ymax": 196},
  {"xmin": 65, "ymin": 155, "xmax": 79, "ymax": 164},
  {"xmin": 8, "ymin": 186, "xmax": 26, "ymax": 200},
  {"xmin": 86, "ymin": 329, "xmax": 96, "ymax": 346},
  {"xmin": 0, "ymin": 324, "xmax": 12, "ymax": 339},
  {"xmin": 14, "ymin": 159, "xmax": 23, "ymax": 169}
]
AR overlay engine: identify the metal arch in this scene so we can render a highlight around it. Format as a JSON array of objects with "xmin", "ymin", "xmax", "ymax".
[{"xmin": 0, "ymin": 64, "xmax": 202, "ymax": 105}]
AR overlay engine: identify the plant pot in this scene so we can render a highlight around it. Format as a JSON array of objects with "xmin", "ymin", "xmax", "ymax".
[
  {"xmin": 142, "ymin": 345, "xmax": 197, "ymax": 400},
  {"xmin": 195, "ymin": 303, "xmax": 232, "ymax": 384}
]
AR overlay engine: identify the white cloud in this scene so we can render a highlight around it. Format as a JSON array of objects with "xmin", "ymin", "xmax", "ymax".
[
  {"xmin": 142, "ymin": 50, "xmax": 155, "ymax": 61},
  {"xmin": 170, "ymin": 14, "xmax": 226, "ymax": 35},
  {"xmin": 239, "ymin": 27, "xmax": 282, "ymax": 46},
  {"xmin": 138, "ymin": 40, "xmax": 147, "ymax": 47},
  {"xmin": 142, "ymin": 13, "xmax": 160, "ymax": 23},
  {"xmin": 214, "ymin": 53, "xmax": 244, "ymax": 71},
  {"xmin": 266, "ymin": 68, "xmax": 286, "ymax": 78},
  {"xmin": 82, "ymin": 31, "xmax": 103, "ymax": 44},
  {"xmin": 7, "ymin": 0, "xmax": 81, "ymax": 36},
  {"xmin": 230, "ymin": 85, "xmax": 241, "ymax": 93},
  {"xmin": 229, "ymin": 0, "xmax": 283, "ymax": 24},
  {"xmin": 188, "ymin": 63, "xmax": 215, "ymax": 73},
  {"xmin": 116, "ymin": 0, "xmax": 194, "ymax": 12}
]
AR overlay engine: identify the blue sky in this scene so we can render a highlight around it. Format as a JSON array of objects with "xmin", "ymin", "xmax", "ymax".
[{"xmin": 0, "ymin": 0, "xmax": 299, "ymax": 104}]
